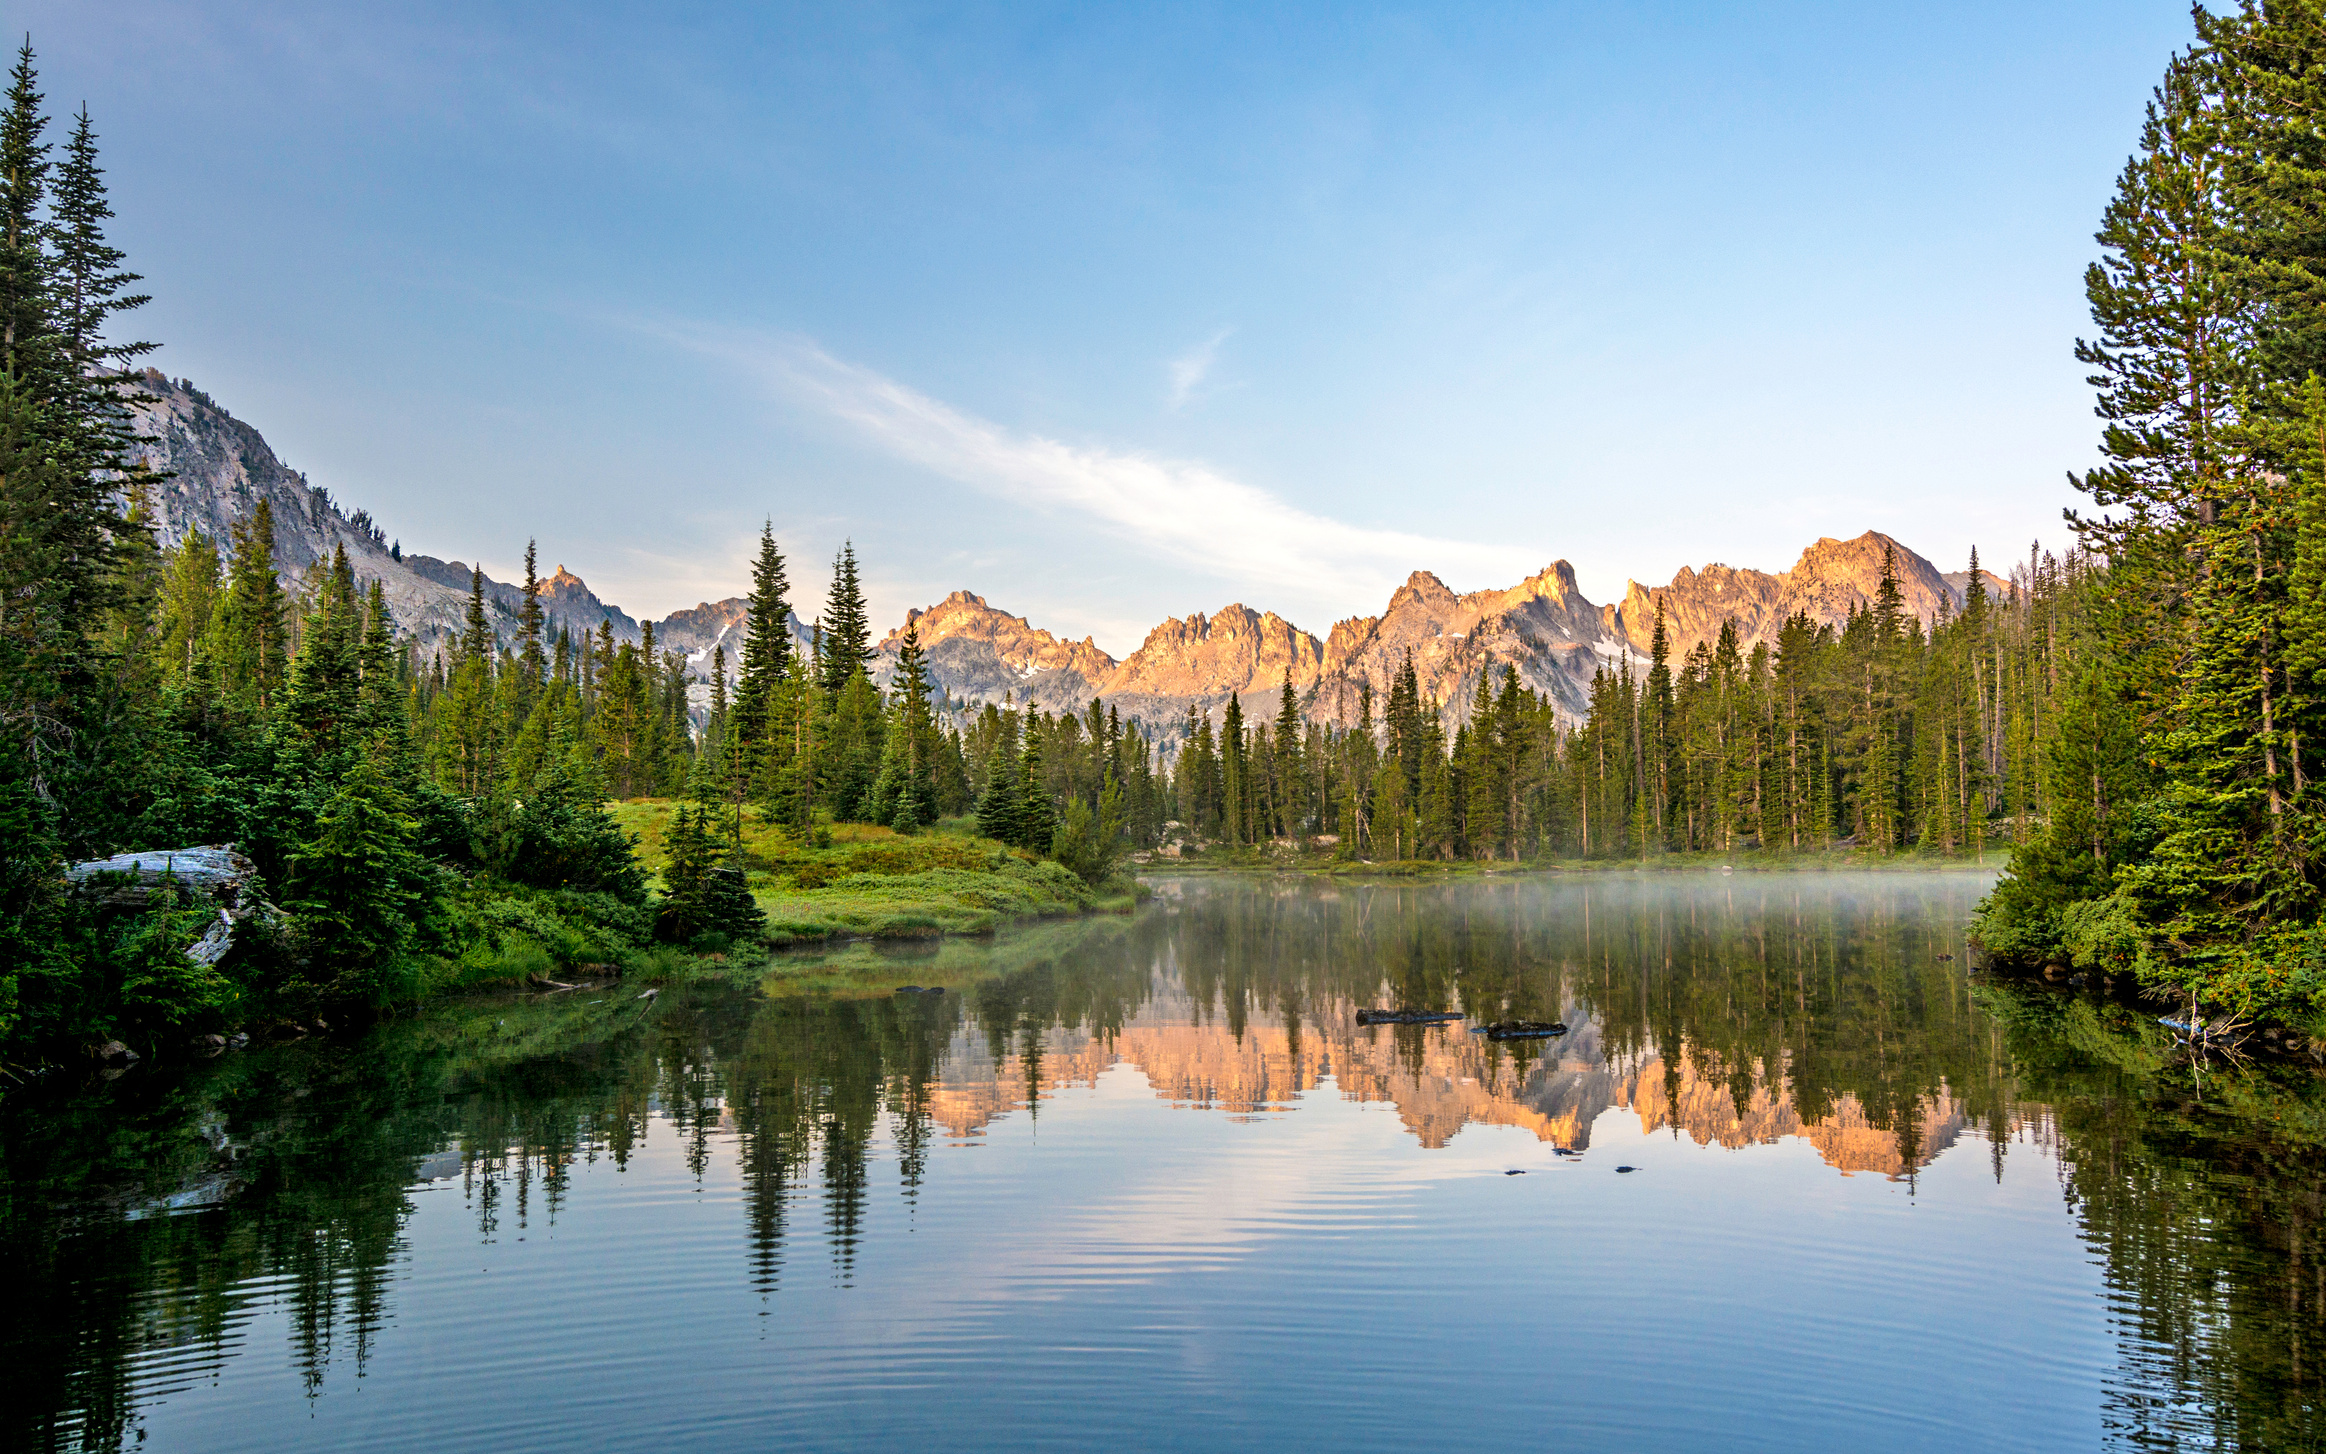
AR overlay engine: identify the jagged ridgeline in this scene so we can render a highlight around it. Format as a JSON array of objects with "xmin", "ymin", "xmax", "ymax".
[
  {"xmin": 121, "ymin": 357, "xmax": 2063, "ymax": 864},
  {"xmin": 0, "ymin": 26, "xmax": 2093, "ymax": 1066}
]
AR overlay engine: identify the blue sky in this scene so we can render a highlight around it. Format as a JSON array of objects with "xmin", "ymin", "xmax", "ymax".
[{"xmin": 25, "ymin": 1, "xmax": 2195, "ymax": 651}]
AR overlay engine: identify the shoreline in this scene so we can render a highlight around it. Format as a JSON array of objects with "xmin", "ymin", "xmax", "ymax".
[{"xmin": 1138, "ymin": 849, "xmax": 2011, "ymax": 879}]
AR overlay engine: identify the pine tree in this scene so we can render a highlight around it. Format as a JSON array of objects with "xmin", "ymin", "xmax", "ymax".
[
  {"xmin": 1012, "ymin": 734, "xmax": 1055, "ymax": 851},
  {"xmin": 49, "ymin": 105, "xmax": 149, "ymax": 370},
  {"xmin": 655, "ymin": 799, "xmax": 765, "ymax": 945},
  {"xmin": 1272, "ymin": 670, "xmax": 1306, "ymax": 838},
  {"xmin": 285, "ymin": 756, "xmax": 429, "ymax": 1003},
  {"xmin": 706, "ymin": 643, "xmax": 730, "ymax": 778},
  {"xmin": 518, "ymin": 539, "xmax": 546, "ymax": 697},
  {"xmin": 886, "ymin": 623, "xmax": 940, "ymax": 830},
  {"xmin": 215, "ymin": 499, "xmax": 286, "ymax": 707},
  {"xmin": 976, "ymin": 739, "xmax": 1022, "ymax": 842},
  {"xmin": 1220, "ymin": 696, "xmax": 1247, "ymax": 845},
  {"xmin": 0, "ymin": 40, "xmax": 52, "ymax": 379},
  {"xmin": 819, "ymin": 542, "xmax": 871, "ymax": 697},
  {"xmin": 282, "ymin": 544, "xmax": 361, "ymax": 757},
  {"xmin": 736, "ymin": 522, "xmax": 792, "ymax": 750},
  {"xmin": 154, "ymin": 529, "xmax": 220, "ymax": 687},
  {"xmin": 462, "ymin": 565, "xmax": 491, "ymax": 663}
]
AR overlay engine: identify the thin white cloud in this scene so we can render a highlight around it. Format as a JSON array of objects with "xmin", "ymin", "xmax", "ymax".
[
  {"xmin": 643, "ymin": 322, "xmax": 1545, "ymax": 611},
  {"xmin": 1167, "ymin": 327, "xmax": 1233, "ymax": 410}
]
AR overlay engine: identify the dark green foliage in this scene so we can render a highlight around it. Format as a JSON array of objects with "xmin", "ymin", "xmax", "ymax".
[
  {"xmin": 282, "ymin": 757, "xmax": 432, "ymax": 1005},
  {"xmin": 1050, "ymin": 774, "xmax": 1126, "ymax": 886},
  {"xmin": 0, "ymin": 44, "xmax": 676, "ymax": 1057},
  {"xmin": 735, "ymin": 522, "xmax": 792, "ymax": 753},
  {"xmin": 1971, "ymin": 7, "xmax": 2326, "ymax": 1025},
  {"xmin": 975, "ymin": 743, "xmax": 1021, "ymax": 841},
  {"xmin": 1011, "ymin": 735, "xmax": 1056, "ymax": 851},
  {"xmin": 865, "ymin": 624, "xmax": 940, "ymax": 832},
  {"xmin": 818, "ymin": 542, "xmax": 871, "ymax": 697},
  {"xmin": 655, "ymin": 801, "xmax": 764, "ymax": 945},
  {"xmin": 501, "ymin": 755, "xmax": 650, "ymax": 901}
]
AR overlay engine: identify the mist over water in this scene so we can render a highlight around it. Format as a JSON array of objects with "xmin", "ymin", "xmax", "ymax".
[{"xmin": 4, "ymin": 873, "xmax": 2319, "ymax": 1452}]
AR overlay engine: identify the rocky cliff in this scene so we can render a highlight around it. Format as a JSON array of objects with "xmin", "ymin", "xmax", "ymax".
[
  {"xmin": 125, "ymin": 373, "xmax": 2006, "ymax": 741},
  {"xmin": 1310, "ymin": 561, "xmax": 1622, "ymax": 727},
  {"xmin": 121, "ymin": 371, "xmax": 757, "ymax": 673},
  {"xmin": 870, "ymin": 591, "xmax": 1116, "ymax": 712},
  {"xmin": 1607, "ymin": 531, "xmax": 1994, "ymax": 664},
  {"xmin": 1094, "ymin": 604, "xmax": 1327, "ymax": 728}
]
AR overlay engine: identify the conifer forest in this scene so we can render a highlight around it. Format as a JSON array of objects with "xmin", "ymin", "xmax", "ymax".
[{"xmin": 9, "ymin": 5, "xmax": 2326, "ymax": 1069}]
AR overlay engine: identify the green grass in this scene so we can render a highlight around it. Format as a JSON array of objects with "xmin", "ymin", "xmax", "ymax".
[{"xmin": 606, "ymin": 800, "xmax": 1117, "ymax": 946}]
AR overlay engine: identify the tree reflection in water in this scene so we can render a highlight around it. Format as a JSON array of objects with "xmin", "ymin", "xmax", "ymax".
[{"xmin": 1, "ymin": 874, "xmax": 2318, "ymax": 1450}]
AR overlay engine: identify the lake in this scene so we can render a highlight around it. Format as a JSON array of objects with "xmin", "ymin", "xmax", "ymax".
[{"xmin": 4, "ymin": 872, "xmax": 2320, "ymax": 1452}]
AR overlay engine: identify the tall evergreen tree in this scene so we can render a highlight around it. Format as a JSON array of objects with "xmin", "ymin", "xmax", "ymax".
[
  {"xmin": 518, "ymin": 539, "xmax": 546, "ymax": 695},
  {"xmin": 215, "ymin": 499, "xmax": 286, "ymax": 707},
  {"xmin": 49, "ymin": 105, "xmax": 149, "ymax": 370},
  {"xmin": 819, "ymin": 542, "xmax": 871, "ymax": 696},
  {"xmin": 736, "ymin": 522, "xmax": 792, "ymax": 749}
]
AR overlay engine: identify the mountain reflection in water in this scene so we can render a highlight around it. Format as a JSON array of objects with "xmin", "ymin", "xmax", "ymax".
[
  {"xmin": 2, "ymin": 873, "xmax": 2319, "ymax": 1453},
  {"xmin": 923, "ymin": 975, "xmax": 1984, "ymax": 1179}
]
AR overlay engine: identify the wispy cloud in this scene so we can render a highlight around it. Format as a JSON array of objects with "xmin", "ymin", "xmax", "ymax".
[
  {"xmin": 645, "ymin": 322, "xmax": 1545, "ymax": 612},
  {"xmin": 1166, "ymin": 327, "xmax": 1232, "ymax": 410}
]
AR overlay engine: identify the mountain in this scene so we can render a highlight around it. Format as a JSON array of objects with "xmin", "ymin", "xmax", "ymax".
[
  {"xmin": 870, "ymin": 591, "xmax": 1115, "ymax": 712},
  {"xmin": 1313, "ymin": 561, "xmax": 1618, "ymax": 726},
  {"xmin": 1094, "ymin": 604, "xmax": 1326, "ymax": 728},
  {"xmin": 887, "ymin": 536, "xmax": 1996, "ymax": 740},
  {"xmin": 125, "ymin": 372, "xmax": 2010, "ymax": 741},
  {"xmin": 122, "ymin": 371, "xmax": 769, "ymax": 674},
  {"xmin": 1606, "ymin": 531, "xmax": 1995, "ymax": 664}
]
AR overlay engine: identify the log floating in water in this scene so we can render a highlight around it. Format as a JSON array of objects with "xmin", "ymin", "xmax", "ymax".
[
  {"xmin": 1473, "ymin": 1020, "xmax": 1569, "ymax": 1040},
  {"xmin": 1355, "ymin": 1009, "xmax": 1465, "ymax": 1025}
]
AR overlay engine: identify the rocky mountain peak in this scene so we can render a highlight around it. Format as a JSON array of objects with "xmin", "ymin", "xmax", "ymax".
[
  {"xmin": 872, "ymin": 590, "xmax": 1116, "ymax": 712},
  {"xmin": 1611, "ymin": 529, "xmax": 1976, "ymax": 664},
  {"xmin": 118, "ymin": 372, "xmax": 2027, "ymax": 746},
  {"xmin": 1094, "ymin": 603, "xmax": 1327, "ymax": 726}
]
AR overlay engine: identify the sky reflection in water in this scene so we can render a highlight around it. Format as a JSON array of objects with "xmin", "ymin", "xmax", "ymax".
[{"xmin": 5, "ymin": 872, "xmax": 2319, "ymax": 1453}]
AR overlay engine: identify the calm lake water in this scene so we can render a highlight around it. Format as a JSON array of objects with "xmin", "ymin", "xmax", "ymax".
[{"xmin": 5, "ymin": 872, "xmax": 2322, "ymax": 1453}]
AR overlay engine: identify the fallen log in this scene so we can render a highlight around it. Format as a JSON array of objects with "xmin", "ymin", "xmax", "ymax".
[
  {"xmin": 1355, "ymin": 1009, "xmax": 1465, "ymax": 1025},
  {"xmin": 1474, "ymin": 1020, "xmax": 1569, "ymax": 1040},
  {"xmin": 66, "ymin": 845, "xmax": 279, "ymax": 970}
]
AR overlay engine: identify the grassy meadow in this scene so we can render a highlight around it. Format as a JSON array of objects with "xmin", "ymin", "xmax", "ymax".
[{"xmin": 607, "ymin": 801, "xmax": 1134, "ymax": 946}]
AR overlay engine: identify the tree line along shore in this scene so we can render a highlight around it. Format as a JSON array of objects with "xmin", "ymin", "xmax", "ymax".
[{"xmin": 15, "ymin": 7, "xmax": 2326, "ymax": 1067}]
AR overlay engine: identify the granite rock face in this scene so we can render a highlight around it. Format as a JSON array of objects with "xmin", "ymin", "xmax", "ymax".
[
  {"xmin": 120, "ymin": 371, "xmax": 754, "ymax": 675},
  {"xmin": 871, "ymin": 591, "xmax": 1116, "ymax": 713},
  {"xmin": 1607, "ymin": 531, "xmax": 1993, "ymax": 665},
  {"xmin": 124, "ymin": 373, "xmax": 2002, "ymax": 743},
  {"xmin": 1310, "ymin": 562, "xmax": 1621, "ymax": 729},
  {"xmin": 1093, "ymin": 604, "xmax": 1325, "ymax": 729}
]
